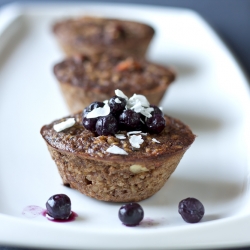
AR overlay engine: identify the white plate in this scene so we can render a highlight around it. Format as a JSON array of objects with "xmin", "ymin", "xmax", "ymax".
[{"xmin": 0, "ymin": 2, "xmax": 250, "ymax": 249}]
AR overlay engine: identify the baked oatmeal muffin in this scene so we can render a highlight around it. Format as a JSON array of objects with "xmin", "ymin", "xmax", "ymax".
[
  {"xmin": 40, "ymin": 90, "xmax": 195, "ymax": 202},
  {"xmin": 53, "ymin": 53, "xmax": 175, "ymax": 113},
  {"xmin": 52, "ymin": 16, "xmax": 155, "ymax": 58}
]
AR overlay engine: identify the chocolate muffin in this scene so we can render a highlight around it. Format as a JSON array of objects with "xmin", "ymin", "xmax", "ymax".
[
  {"xmin": 40, "ymin": 91, "xmax": 195, "ymax": 202},
  {"xmin": 52, "ymin": 16, "xmax": 155, "ymax": 58},
  {"xmin": 53, "ymin": 53, "xmax": 175, "ymax": 113}
]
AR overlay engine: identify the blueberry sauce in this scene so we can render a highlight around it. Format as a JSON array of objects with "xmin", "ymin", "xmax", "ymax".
[
  {"xmin": 42, "ymin": 210, "xmax": 78, "ymax": 223},
  {"xmin": 22, "ymin": 205, "xmax": 78, "ymax": 222}
]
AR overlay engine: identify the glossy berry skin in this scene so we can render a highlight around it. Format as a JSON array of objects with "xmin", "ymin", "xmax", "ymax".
[
  {"xmin": 96, "ymin": 115, "xmax": 118, "ymax": 136},
  {"xmin": 118, "ymin": 203, "xmax": 144, "ymax": 226},
  {"xmin": 46, "ymin": 194, "xmax": 71, "ymax": 220},
  {"xmin": 145, "ymin": 115, "xmax": 166, "ymax": 134},
  {"xmin": 119, "ymin": 109, "xmax": 141, "ymax": 131},
  {"xmin": 150, "ymin": 105, "xmax": 163, "ymax": 116},
  {"xmin": 178, "ymin": 197, "xmax": 205, "ymax": 223},
  {"xmin": 82, "ymin": 101, "xmax": 105, "ymax": 132},
  {"xmin": 83, "ymin": 101, "xmax": 104, "ymax": 117},
  {"xmin": 109, "ymin": 96, "xmax": 127, "ymax": 117},
  {"xmin": 82, "ymin": 116, "xmax": 98, "ymax": 132}
]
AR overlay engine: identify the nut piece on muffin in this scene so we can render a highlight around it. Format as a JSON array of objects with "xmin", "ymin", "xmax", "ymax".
[
  {"xmin": 52, "ymin": 16, "xmax": 155, "ymax": 58},
  {"xmin": 53, "ymin": 53, "xmax": 175, "ymax": 114},
  {"xmin": 40, "ymin": 90, "xmax": 195, "ymax": 202}
]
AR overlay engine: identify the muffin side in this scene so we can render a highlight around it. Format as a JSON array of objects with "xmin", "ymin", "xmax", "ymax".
[{"xmin": 47, "ymin": 145, "xmax": 185, "ymax": 202}]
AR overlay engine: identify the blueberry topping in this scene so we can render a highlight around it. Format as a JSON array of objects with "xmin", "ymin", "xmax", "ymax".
[
  {"xmin": 81, "ymin": 91, "xmax": 167, "ymax": 135},
  {"xmin": 83, "ymin": 101, "xmax": 105, "ymax": 117},
  {"xmin": 118, "ymin": 203, "xmax": 144, "ymax": 226},
  {"xmin": 119, "ymin": 109, "xmax": 141, "ymax": 131},
  {"xmin": 46, "ymin": 194, "xmax": 71, "ymax": 220},
  {"xmin": 150, "ymin": 105, "xmax": 163, "ymax": 116},
  {"xmin": 109, "ymin": 96, "xmax": 127, "ymax": 117},
  {"xmin": 145, "ymin": 115, "xmax": 166, "ymax": 134},
  {"xmin": 96, "ymin": 115, "xmax": 118, "ymax": 135},
  {"xmin": 178, "ymin": 197, "xmax": 205, "ymax": 223},
  {"xmin": 82, "ymin": 116, "xmax": 97, "ymax": 132},
  {"xmin": 82, "ymin": 101, "xmax": 106, "ymax": 132}
]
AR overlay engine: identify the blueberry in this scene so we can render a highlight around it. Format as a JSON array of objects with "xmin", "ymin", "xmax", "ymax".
[
  {"xmin": 178, "ymin": 197, "xmax": 205, "ymax": 223},
  {"xmin": 46, "ymin": 194, "xmax": 71, "ymax": 220},
  {"xmin": 96, "ymin": 115, "xmax": 118, "ymax": 136},
  {"xmin": 82, "ymin": 116, "xmax": 97, "ymax": 132},
  {"xmin": 118, "ymin": 203, "xmax": 144, "ymax": 226},
  {"xmin": 145, "ymin": 114, "xmax": 166, "ymax": 134},
  {"xmin": 119, "ymin": 109, "xmax": 141, "ymax": 131},
  {"xmin": 150, "ymin": 105, "xmax": 163, "ymax": 116},
  {"xmin": 83, "ymin": 101, "xmax": 105, "ymax": 117},
  {"xmin": 109, "ymin": 96, "xmax": 127, "ymax": 117},
  {"xmin": 82, "ymin": 101, "xmax": 105, "ymax": 132}
]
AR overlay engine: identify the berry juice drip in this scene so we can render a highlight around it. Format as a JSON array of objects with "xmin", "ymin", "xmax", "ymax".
[{"xmin": 43, "ymin": 210, "xmax": 78, "ymax": 223}]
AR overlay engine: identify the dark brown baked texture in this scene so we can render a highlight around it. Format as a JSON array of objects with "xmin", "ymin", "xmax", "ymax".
[
  {"xmin": 52, "ymin": 16, "xmax": 155, "ymax": 58},
  {"xmin": 53, "ymin": 53, "xmax": 175, "ymax": 113},
  {"xmin": 40, "ymin": 112, "xmax": 195, "ymax": 202}
]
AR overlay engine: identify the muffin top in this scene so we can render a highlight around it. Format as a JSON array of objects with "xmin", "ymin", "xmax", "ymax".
[
  {"xmin": 52, "ymin": 16, "xmax": 155, "ymax": 46},
  {"xmin": 53, "ymin": 53, "xmax": 175, "ymax": 94},
  {"xmin": 40, "ymin": 112, "xmax": 195, "ymax": 162}
]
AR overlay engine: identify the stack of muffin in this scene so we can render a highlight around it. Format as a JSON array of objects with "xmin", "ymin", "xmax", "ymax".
[{"xmin": 40, "ymin": 16, "xmax": 195, "ymax": 202}]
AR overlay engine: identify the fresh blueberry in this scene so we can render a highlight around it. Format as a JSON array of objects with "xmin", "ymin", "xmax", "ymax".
[
  {"xmin": 119, "ymin": 109, "xmax": 141, "ymax": 131},
  {"xmin": 82, "ymin": 101, "xmax": 105, "ymax": 132},
  {"xmin": 145, "ymin": 114, "xmax": 166, "ymax": 134},
  {"xmin": 118, "ymin": 203, "xmax": 144, "ymax": 226},
  {"xmin": 109, "ymin": 96, "xmax": 127, "ymax": 117},
  {"xmin": 96, "ymin": 115, "xmax": 118, "ymax": 136},
  {"xmin": 46, "ymin": 194, "xmax": 71, "ymax": 220},
  {"xmin": 150, "ymin": 105, "xmax": 163, "ymax": 116},
  {"xmin": 83, "ymin": 101, "xmax": 105, "ymax": 117},
  {"xmin": 178, "ymin": 197, "xmax": 205, "ymax": 223},
  {"xmin": 82, "ymin": 116, "xmax": 97, "ymax": 132}
]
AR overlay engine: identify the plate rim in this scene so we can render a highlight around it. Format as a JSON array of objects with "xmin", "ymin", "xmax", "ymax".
[{"xmin": 0, "ymin": 2, "xmax": 250, "ymax": 249}]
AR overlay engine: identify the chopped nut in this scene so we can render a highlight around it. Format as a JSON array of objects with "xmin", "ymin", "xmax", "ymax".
[
  {"xmin": 171, "ymin": 134, "xmax": 179, "ymax": 140},
  {"xmin": 130, "ymin": 164, "xmax": 148, "ymax": 174},
  {"xmin": 115, "ymin": 58, "xmax": 142, "ymax": 72}
]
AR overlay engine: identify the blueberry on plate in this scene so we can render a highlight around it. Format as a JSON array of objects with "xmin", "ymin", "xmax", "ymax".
[
  {"xmin": 46, "ymin": 194, "xmax": 71, "ymax": 220},
  {"xmin": 178, "ymin": 197, "xmax": 205, "ymax": 223},
  {"xmin": 118, "ymin": 202, "xmax": 144, "ymax": 226}
]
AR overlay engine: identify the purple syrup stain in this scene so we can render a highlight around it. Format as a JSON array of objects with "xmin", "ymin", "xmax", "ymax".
[
  {"xmin": 43, "ymin": 210, "xmax": 78, "ymax": 223},
  {"xmin": 22, "ymin": 205, "xmax": 46, "ymax": 218},
  {"xmin": 22, "ymin": 205, "xmax": 78, "ymax": 222},
  {"xmin": 140, "ymin": 217, "xmax": 160, "ymax": 227}
]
